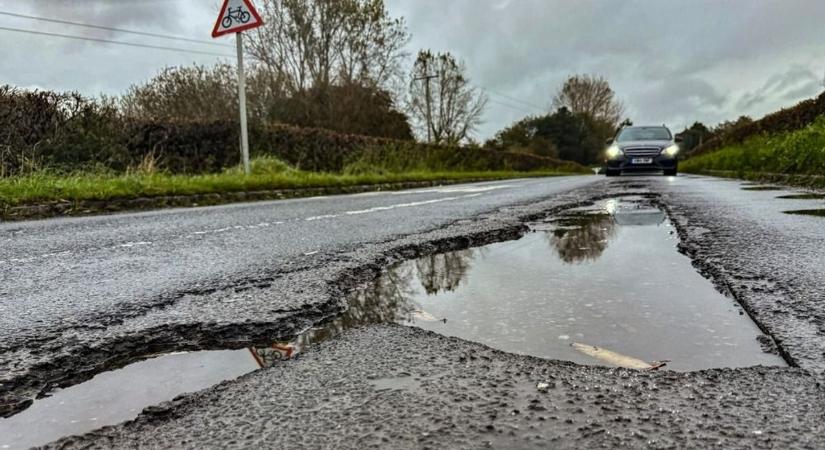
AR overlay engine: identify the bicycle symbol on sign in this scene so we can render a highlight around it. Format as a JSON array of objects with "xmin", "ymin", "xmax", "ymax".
[{"xmin": 222, "ymin": 6, "xmax": 251, "ymax": 28}]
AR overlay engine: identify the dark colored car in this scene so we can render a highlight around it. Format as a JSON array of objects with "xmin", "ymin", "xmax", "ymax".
[{"xmin": 603, "ymin": 126, "xmax": 682, "ymax": 176}]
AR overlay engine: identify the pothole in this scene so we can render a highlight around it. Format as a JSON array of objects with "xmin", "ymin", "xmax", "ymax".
[
  {"xmin": 0, "ymin": 196, "xmax": 788, "ymax": 449},
  {"xmin": 365, "ymin": 197, "xmax": 786, "ymax": 371},
  {"xmin": 783, "ymin": 209, "xmax": 825, "ymax": 217},
  {"xmin": 776, "ymin": 193, "xmax": 825, "ymax": 200},
  {"xmin": 742, "ymin": 186, "xmax": 783, "ymax": 191}
]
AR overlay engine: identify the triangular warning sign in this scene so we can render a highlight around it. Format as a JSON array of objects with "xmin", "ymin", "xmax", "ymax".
[{"xmin": 212, "ymin": 0, "xmax": 264, "ymax": 38}]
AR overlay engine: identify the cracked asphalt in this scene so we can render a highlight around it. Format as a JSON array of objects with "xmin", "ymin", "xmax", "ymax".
[{"xmin": 2, "ymin": 174, "xmax": 825, "ymax": 448}]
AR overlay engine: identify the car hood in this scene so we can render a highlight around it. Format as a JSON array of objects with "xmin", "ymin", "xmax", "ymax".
[{"xmin": 617, "ymin": 140, "xmax": 672, "ymax": 149}]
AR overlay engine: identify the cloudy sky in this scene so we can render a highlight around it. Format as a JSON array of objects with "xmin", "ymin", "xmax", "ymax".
[{"xmin": 2, "ymin": 0, "xmax": 824, "ymax": 139}]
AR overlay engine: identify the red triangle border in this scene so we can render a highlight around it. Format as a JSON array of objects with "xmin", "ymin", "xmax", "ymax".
[{"xmin": 212, "ymin": 0, "xmax": 264, "ymax": 38}]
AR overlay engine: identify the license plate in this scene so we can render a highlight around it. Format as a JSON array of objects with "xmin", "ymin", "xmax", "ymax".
[{"xmin": 632, "ymin": 158, "xmax": 653, "ymax": 164}]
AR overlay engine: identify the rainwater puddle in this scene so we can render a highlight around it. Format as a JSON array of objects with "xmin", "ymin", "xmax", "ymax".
[
  {"xmin": 0, "ymin": 347, "xmax": 294, "ymax": 449},
  {"xmin": 358, "ymin": 197, "xmax": 786, "ymax": 371}
]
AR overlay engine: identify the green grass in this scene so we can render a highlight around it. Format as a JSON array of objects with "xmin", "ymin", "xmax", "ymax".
[
  {"xmin": 0, "ymin": 157, "xmax": 580, "ymax": 207},
  {"xmin": 682, "ymin": 116, "xmax": 825, "ymax": 187}
]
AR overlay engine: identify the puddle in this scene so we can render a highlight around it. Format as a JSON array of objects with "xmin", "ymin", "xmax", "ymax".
[
  {"xmin": 342, "ymin": 197, "xmax": 785, "ymax": 372},
  {"xmin": 783, "ymin": 209, "xmax": 825, "ymax": 218},
  {"xmin": 776, "ymin": 193, "xmax": 825, "ymax": 200},
  {"xmin": 0, "ymin": 348, "xmax": 293, "ymax": 450},
  {"xmin": 742, "ymin": 186, "xmax": 783, "ymax": 191}
]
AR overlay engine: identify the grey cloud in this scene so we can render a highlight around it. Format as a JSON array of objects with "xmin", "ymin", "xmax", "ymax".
[
  {"xmin": 391, "ymin": 0, "xmax": 825, "ymax": 136},
  {"xmin": 736, "ymin": 66, "xmax": 821, "ymax": 111},
  {"xmin": 28, "ymin": 0, "xmax": 184, "ymax": 36},
  {"xmin": 2, "ymin": 0, "xmax": 825, "ymax": 138}
]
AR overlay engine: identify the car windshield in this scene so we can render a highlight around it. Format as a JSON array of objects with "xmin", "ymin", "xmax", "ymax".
[{"xmin": 616, "ymin": 127, "xmax": 672, "ymax": 142}]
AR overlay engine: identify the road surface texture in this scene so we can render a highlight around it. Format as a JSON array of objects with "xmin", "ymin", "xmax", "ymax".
[{"xmin": 2, "ymin": 175, "xmax": 825, "ymax": 448}]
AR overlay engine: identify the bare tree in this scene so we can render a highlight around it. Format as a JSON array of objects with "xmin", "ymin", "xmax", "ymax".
[
  {"xmin": 245, "ymin": 0, "xmax": 408, "ymax": 95},
  {"xmin": 408, "ymin": 50, "xmax": 488, "ymax": 144},
  {"xmin": 552, "ymin": 74, "xmax": 625, "ymax": 128}
]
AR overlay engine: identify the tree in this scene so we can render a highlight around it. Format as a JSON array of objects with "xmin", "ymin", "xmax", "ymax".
[
  {"xmin": 552, "ymin": 74, "xmax": 625, "ymax": 128},
  {"xmin": 488, "ymin": 107, "xmax": 615, "ymax": 165},
  {"xmin": 408, "ymin": 50, "xmax": 488, "ymax": 144},
  {"xmin": 246, "ymin": 0, "xmax": 409, "ymax": 95}
]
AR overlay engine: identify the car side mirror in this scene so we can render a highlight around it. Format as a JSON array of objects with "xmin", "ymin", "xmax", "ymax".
[
  {"xmin": 674, "ymin": 136, "xmax": 684, "ymax": 143},
  {"xmin": 605, "ymin": 138, "xmax": 614, "ymax": 145}
]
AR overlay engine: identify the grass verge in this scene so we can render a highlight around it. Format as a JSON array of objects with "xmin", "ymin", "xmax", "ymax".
[
  {"xmin": 681, "ymin": 116, "xmax": 825, "ymax": 189},
  {"xmin": 0, "ymin": 157, "xmax": 583, "ymax": 209}
]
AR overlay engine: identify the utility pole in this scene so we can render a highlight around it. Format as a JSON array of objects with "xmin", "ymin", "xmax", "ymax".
[{"xmin": 414, "ymin": 58, "xmax": 439, "ymax": 143}]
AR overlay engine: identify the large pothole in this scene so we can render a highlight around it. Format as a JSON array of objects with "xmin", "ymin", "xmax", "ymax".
[
  {"xmin": 0, "ymin": 196, "xmax": 787, "ymax": 449},
  {"xmin": 374, "ymin": 197, "xmax": 786, "ymax": 371}
]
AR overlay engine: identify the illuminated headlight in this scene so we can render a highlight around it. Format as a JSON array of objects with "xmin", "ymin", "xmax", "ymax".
[
  {"xmin": 663, "ymin": 144, "xmax": 680, "ymax": 157},
  {"xmin": 606, "ymin": 145, "xmax": 622, "ymax": 159}
]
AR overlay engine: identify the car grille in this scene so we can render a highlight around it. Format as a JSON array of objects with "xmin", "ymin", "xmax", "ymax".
[{"xmin": 623, "ymin": 147, "xmax": 661, "ymax": 157}]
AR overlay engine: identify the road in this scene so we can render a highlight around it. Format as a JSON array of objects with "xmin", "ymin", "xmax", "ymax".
[
  {"xmin": 1, "ymin": 176, "xmax": 600, "ymax": 415},
  {"xmin": 2, "ymin": 174, "xmax": 825, "ymax": 448}
]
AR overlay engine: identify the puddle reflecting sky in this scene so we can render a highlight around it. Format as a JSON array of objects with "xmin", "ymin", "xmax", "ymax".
[
  {"xmin": 340, "ymin": 198, "xmax": 785, "ymax": 372},
  {"xmin": 0, "ymin": 350, "xmax": 263, "ymax": 450}
]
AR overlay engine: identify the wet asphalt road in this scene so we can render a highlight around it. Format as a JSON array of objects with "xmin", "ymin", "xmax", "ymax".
[
  {"xmin": 0, "ymin": 176, "xmax": 597, "ymax": 343},
  {"xmin": 3, "ymin": 174, "xmax": 825, "ymax": 448}
]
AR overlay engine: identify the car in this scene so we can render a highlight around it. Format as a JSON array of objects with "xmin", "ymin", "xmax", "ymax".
[{"xmin": 603, "ymin": 125, "xmax": 682, "ymax": 176}]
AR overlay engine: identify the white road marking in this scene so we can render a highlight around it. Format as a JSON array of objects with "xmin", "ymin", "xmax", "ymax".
[
  {"xmin": 345, "ymin": 194, "xmax": 482, "ymax": 216},
  {"xmin": 388, "ymin": 184, "xmax": 517, "ymax": 195},
  {"xmin": 118, "ymin": 241, "xmax": 152, "ymax": 248},
  {"xmin": 305, "ymin": 214, "xmax": 338, "ymax": 221}
]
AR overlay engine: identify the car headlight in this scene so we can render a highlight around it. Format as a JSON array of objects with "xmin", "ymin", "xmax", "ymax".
[
  {"xmin": 663, "ymin": 144, "xmax": 679, "ymax": 157},
  {"xmin": 606, "ymin": 145, "xmax": 622, "ymax": 159}
]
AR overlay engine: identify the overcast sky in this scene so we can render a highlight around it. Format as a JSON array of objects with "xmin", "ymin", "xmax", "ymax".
[{"xmin": 2, "ymin": 0, "xmax": 824, "ymax": 139}]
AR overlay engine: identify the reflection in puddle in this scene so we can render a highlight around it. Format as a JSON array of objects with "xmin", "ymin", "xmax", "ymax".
[{"xmin": 783, "ymin": 209, "xmax": 825, "ymax": 217}]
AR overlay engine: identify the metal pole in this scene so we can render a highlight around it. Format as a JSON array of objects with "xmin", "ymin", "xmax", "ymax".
[
  {"xmin": 424, "ymin": 75, "xmax": 432, "ymax": 144},
  {"xmin": 236, "ymin": 32, "xmax": 250, "ymax": 175}
]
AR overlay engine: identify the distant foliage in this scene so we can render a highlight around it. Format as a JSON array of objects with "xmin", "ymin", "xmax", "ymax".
[
  {"xmin": 486, "ymin": 107, "xmax": 614, "ymax": 166},
  {"xmin": 690, "ymin": 91, "xmax": 825, "ymax": 156},
  {"xmin": 675, "ymin": 122, "xmax": 711, "ymax": 153}
]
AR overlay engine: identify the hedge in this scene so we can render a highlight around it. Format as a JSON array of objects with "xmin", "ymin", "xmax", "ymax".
[
  {"xmin": 689, "ymin": 91, "xmax": 825, "ymax": 157},
  {"xmin": 1, "ymin": 86, "xmax": 585, "ymax": 176}
]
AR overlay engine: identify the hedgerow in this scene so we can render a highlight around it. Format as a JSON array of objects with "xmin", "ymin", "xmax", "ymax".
[{"xmin": 1, "ymin": 86, "xmax": 585, "ymax": 176}]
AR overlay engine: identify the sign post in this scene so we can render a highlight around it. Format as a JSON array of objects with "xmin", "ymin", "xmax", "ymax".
[
  {"xmin": 212, "ymin": 0, "xmax": 264, "ymax": 175},
  {"xmin": 235, "ymin": 32, "xmax": 250, "ymax": 174}
]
